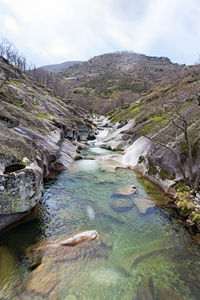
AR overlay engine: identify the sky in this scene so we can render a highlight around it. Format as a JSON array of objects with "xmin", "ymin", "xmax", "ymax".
[{"xmin": 0, "ymin": 0, "xmax": 200, "ymax": 67}]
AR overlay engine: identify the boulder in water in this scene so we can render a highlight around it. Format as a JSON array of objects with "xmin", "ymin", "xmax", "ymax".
[
  {"xmin": 59, "ymin": 230, "xmax": 98, "ymax": 246},
  {"xmin": 116, "ymin": 185, "xmax": 136, "ymax": 195},
  {"xmin": 134, "ymin": 198, "xmax": 155, "ymax": 214},
  {"xmin": 111, "ymin": 198, "xmax": 134, "ymax": 212}
]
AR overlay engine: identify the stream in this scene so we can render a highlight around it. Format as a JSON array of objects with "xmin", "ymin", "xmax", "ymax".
[{"xmin": 0, "ymin": 122, "xmax": 200, "ymax": 300}]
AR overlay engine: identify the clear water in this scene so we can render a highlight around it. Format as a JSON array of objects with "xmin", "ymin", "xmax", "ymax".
[{"xmin": 0, "ymin": 147, "xmax": 200, "ymax": 300}]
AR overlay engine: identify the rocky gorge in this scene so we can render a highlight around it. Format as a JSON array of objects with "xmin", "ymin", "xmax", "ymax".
[
  {"xmin": 94, "ymin": 114, "xmax": 200, "ymax": 232},
  {"xmin": 0, "ymin": 51, "xmax": 200, "ymax": 300},
  {"xmin": 0, "ymin": 56, "xmax": 96, "ymax": 231}
]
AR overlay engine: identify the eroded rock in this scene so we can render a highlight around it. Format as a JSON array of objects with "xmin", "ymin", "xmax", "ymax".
[
  {"xmin": 59, "ymin": 230, "xmax": 98, "ymax": 246},
  {"xmin": 134, "ymin": 198, "xmax": 155, "ymax": 214},
  {"xmin": 116, "ymin": 185, "xmax": 137, "ymax": 195}
]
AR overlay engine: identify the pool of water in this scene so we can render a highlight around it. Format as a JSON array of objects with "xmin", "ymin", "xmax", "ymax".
[{"xmin": 0, "ymin": 147, "xmax": 200, "ymax": 300}]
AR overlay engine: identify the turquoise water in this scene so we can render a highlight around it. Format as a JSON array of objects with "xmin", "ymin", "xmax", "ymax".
[{"xmin": 0, "ymin": 146, "xmax": 200, "ymax": 300}]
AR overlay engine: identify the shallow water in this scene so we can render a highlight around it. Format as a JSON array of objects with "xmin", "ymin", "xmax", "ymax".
[{"xmin": 0, "ymin": 146, "xmax": 200, "ymax": 300}]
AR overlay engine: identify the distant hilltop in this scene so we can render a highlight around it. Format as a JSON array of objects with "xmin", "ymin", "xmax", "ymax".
[{"xmin": 40, "ymin": 60, "xmax": 82, "ymax": 72}]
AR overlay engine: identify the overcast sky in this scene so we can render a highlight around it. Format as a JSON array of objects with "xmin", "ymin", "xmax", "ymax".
[{"xmin": 0, "ymin": 0, "xmax": 200, "ymax": 66}]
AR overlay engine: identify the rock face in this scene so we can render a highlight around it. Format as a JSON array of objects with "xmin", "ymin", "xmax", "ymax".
[{"xmin": 0, "ymin": 56, "xmax": 93, "ymax": 230}]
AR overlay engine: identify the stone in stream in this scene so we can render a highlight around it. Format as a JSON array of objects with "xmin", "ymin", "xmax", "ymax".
[
  {"xmin": 111, "ymin": 198, "xmax": 134, "ymax": 212},
  {"xmin": 24, "ymin": 264, "xmax": 57, "ymax": 297},
  {"xmin": 59, "ymin": 230, "xmax": 98, "ymax": 246},
  {"xmin": 25, "ymin": 230, "xmax": 102, "ymax": 267},
  {"xmin": 137, "ymin": 277, "xmax": 155, "ymax": 300},
  {"xmin": 23, "ymin": 230, "xmax": 109, "ymax": 298},
  {"xmin": 116, "ymin": 185, "xmax": 137, "ymax": 195},
  {"xmin": 133, "ymin": 198, "xmax": 155, "ymax": 214}
]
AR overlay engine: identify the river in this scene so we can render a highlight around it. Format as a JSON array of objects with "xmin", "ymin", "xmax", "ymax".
[{"xmin": 0, "ymin": 124, "xmax": 200, "ymax": 300}]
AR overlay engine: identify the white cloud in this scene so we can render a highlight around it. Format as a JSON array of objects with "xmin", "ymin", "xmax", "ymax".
[
  {"xmin": 3, "ymin": 15, "xmax": 20, "ymax": 35},
  {"xmin": 0, "ymin": 0, "xmax": 200, "ymax": 65}
]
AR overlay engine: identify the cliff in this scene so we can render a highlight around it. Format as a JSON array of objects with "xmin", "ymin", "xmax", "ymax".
[{"xmin": 0, "ymin": 56, "xmax": 94, "ymax": 230}]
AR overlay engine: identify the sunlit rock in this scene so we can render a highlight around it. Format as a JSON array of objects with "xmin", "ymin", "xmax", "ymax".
[
  {"xmin": 134, "ymin": 198, "xmax": 155, "ymax": 214},
  {"xmin": 59, "ymin": 230, "xmax": 98, "ymax": 246},
  {"xmin": 116, "ymin": 185, "xmax": 136, "ymax": 195}
]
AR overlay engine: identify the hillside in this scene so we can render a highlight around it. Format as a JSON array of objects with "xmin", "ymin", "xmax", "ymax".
[
  {"xmin": 58, "ymin": 52, "xmax": 186, "ymax": 113},
  {"xmin": 40, "ymin": 61, "xmax": 82, "ymax": 72},
  {"xmin": 0, "ymin": 56, "xmax": 94, "ymax": 230}
]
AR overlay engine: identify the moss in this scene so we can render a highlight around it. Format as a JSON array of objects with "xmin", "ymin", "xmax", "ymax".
[
  {"xmin": 148, "ymin": 159, "xmax": 158, "ymax": 176},
  {"xmin": 110, "ymin": 103, "xmax": 143, "ymax": 122},
  {"xmin": 9, "ymin": 79, "xmax": 24, "ymax": 89},
  {"xmin": 175, "ymin": 183, "xmax": 190, "ymax": 192},
  {"xmin": 12, "ymin": 102, "xmax": 23, "ymax": 109},
  {"xmin": 37, "ymin": 113, "xmax": 52, "ymax": 121},
  {"xmin": 191, "ymin": 211, "xmax": 200, "ymax": 224},
  {"xmin": 159, "ymin": 169, "xmax": 176, "ymax": 180}
]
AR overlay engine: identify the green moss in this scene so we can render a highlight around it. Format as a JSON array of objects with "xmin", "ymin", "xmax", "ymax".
[
  {"xmin": 148, "ymin": 159, "xmax": 158, "ymax": 176},
  {"xmin": 110, "ymin": 103, "xmax": 144, "ymax": 122},
  {"xmin": 37, "ymin": 113, "xmax": 52, "ymax": 121},
  {"xmin": 12, "ymin": 102, "xmax": 23, "ymax": 109},
  {"xmin": 191, "ymin": 211, "xmax": 200, "ymax": 224},
  {"xmin": 9, "ymin": 79, "xmax": 24, "ymax": 89}
]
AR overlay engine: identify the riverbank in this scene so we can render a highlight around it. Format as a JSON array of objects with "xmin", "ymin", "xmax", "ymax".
[
  {"xmin": 1, "ymin": 125, "xmax": 200, "ymax": 299},
  {"xmin": 0, "ymin": 56, "xmax": 96, "ymax": 231},
  {"xmin": 93, "ymin": 115, "xmax": 200, "ymax": 233}
]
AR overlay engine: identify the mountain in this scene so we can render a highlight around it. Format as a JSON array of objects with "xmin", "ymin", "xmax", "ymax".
[
  {"xmin": 58, "ymin": 51, "xmax": 186, "ymax": 113},
  {"xmin": 40, "ymin": 61, "xmax": 82, "ymax": 72}
]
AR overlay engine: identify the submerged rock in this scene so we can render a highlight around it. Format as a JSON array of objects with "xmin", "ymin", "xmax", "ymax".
[
  {"xmin": 59, "ymin": 230, "xmax": 98, "ymax": 246},
  {"xmin": 157, "ymin": 288, "xmax": 184, "ymax": 300},
  {"xmin": 26, "ymin": 230, "xmax": 101, "ymax": 266},
  {"xmin": 137, "ymin": 277, "xmax": 155, "ymax": 300},
  {"xmin": 116, "ymin": 185, "xmax": 137, "ymax": 195},
  {"xmin": 0, "ymin": 246, "xmax": 20, "ymax": 293},
  {"xmin": 23, "ymin": 263, "xmax": 57, "ymax": 297},
  {"xmin": 111, "ymin": 198, "xmax": 134, "ymax": 212},
  {"xmin": 134, "ymin": 198, "xmax": 155, "ymax": 214}
]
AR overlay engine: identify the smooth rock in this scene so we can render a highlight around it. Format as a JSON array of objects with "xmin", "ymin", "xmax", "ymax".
[
  {"xmin": 59, "ymin": 230, "xmax": 98, "ymax": 246},
  {"xmin": 24, "ymin": 264, "xmax": 57, "ymax": 296},
  {"xmin": 134, "ymin": 198, "xmax": 155, "ymax": 214},
  {"xmin": 111, "ymin": 198, "xmax": 134, "ymax": 212},
  {"xmin": 0, "ymin": 246, "xmax": 20, "ymax": 291},
  {"xmin": 116, "ymin": 185, "xmax": 136, "ymax": 195}
]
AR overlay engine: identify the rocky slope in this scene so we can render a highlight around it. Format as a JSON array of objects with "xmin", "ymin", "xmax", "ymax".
[
  {"xmin": 0, "ymin": 56, "xmax": 94, "ymax": 231},
  {"xmin": 58, "ymin": 52, "xmax": 185, "ymax": 113},
  {"xmin": 95, "ymin": 63, "xmax": 200, "ymax": 230}
]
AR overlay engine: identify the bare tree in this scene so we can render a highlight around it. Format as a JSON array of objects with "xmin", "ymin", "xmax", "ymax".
[{"xmin": 142, "ymin": 94, "xmax": 200, "ymax": 193}]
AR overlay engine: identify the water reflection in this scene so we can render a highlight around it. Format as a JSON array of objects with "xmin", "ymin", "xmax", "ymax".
[{"xmin": 0, "ymin": 148, "xmax": 200, "ymax": 300}]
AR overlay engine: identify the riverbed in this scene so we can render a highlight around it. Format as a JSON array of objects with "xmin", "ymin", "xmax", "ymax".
[{"xmin": 0, "ymin": 139, "xmax": 200, "ymax": 299}]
